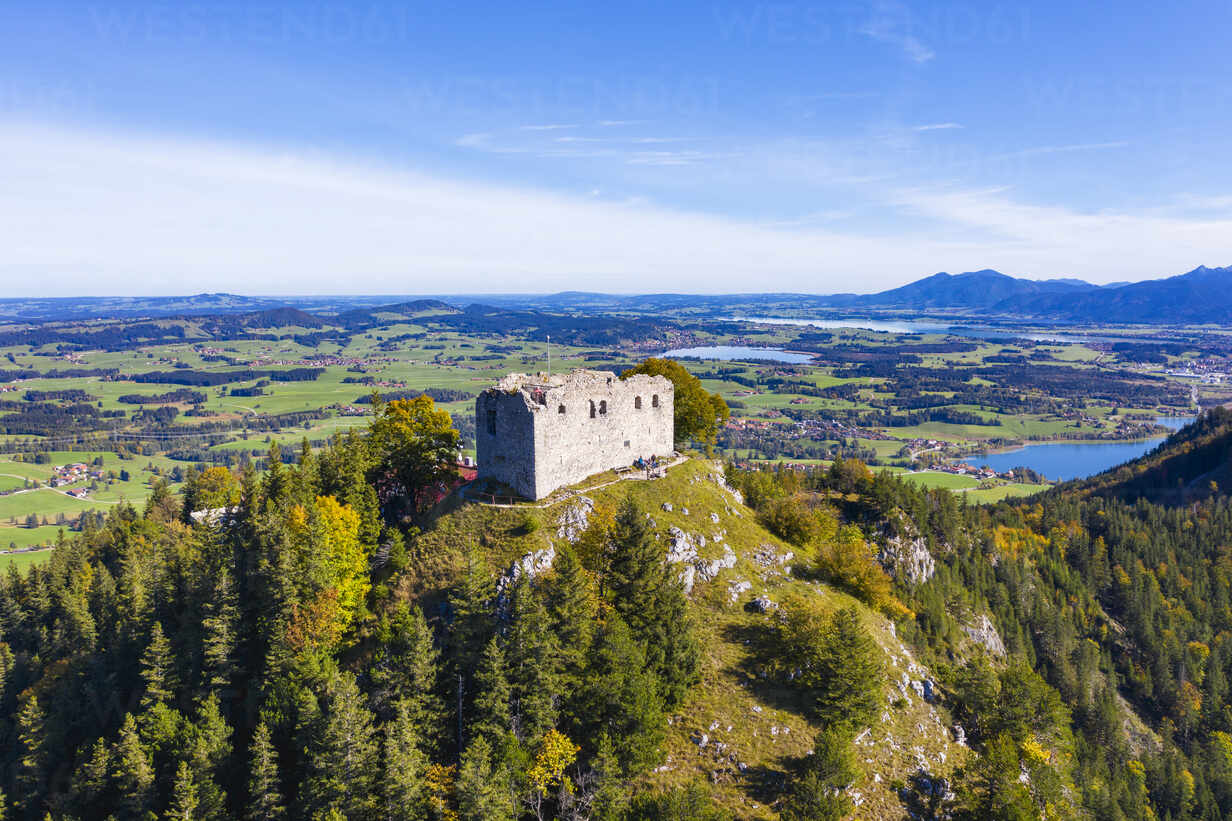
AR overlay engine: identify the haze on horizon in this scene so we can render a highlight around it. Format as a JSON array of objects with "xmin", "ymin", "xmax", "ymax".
[{"xmin": 2, "ymin": 1, "xmax": 1231, "ymax": 297}]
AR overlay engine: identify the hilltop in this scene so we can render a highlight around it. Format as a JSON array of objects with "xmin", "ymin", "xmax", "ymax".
[{"xmin": 418, "ymin": 459, "xmax": 965, "ymax": 818}]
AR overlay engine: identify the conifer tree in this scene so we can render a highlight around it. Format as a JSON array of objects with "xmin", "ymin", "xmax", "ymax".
[
  {"xmin": 506, "ymin": 578, "xmax": 562, "ymax": 741},
  {"xmin": 200, "ymin": 569, "xmax": 241, "ymax": 697},
  {"xmin": 380, "ymin": 699, "xmax": 429, "ymax": 821},
  {"xmin": 113, "ymin": 713, "xmax": 155, "ymax": 820},
  {"xmin": 604, "ymin": 496, "xmax": 663, "ymax": 614},
  {"xmin": 370, "ymin": 603, "xmax": 443, "ymax": 740},
  {"xmin": 575, "ymin": 615, "xmax": 665, "ymax": 774},
  {"xmin": 301, "ymin": 672, "xmax": 378, "ymax": 820},
  {"xmin": 188, "ymin": 694, "xmax": 232, "ymax": 820},
  {"xmin": 448, "ymin": 551, "xmax": 497, "ymax": 750},
  {"xmin": 588, "ymin": 733, "xmax": 628, "ymax": 821},
  {"xmin": 246, "ymin": 722, "xmax": 285, "ymax": 821},
  {"xmin": 780, "ymin": 727, "xmax": 858, "ymax": 821},
  {"xmin": 456, "ymin": 736, "xmax": 516, "ymax": 821},
  {"xmin": 166, "ymin": 761, "xmax": 199, "ymax": 821},
  {"xmin": 472, "ymin": 636, "xmax": 513, "ymax": 744},
  {"xmin": 955, "ymin": 733, "xmax": 1037, "ymax": 820},
  {"xmin": 16, "ymin": 695, "xmax": 47, "ymax": 818},
  {"xmin": 449, "ymin": 552, "xmax": 496, "ymax": 678},
  {"xmin": 541, "ymin": 545, "xmax": 597, "ymax": 688},
  {"xmin": 140, "ymin": 621, "xmax": 177, "ymax": 711},
  {"xmin": 71, "ymin": 738, "xmax": 112, "ymax": 814},
  {"xmin": 604, "ymin": 496, "xmax": 699, "ymax": 705},
  {"xmin": 812, "ymin": 607, "xmax": 883, "ymax": 728},
  {"xmin": 296, "ymin": 438, "xmax": 320, "ymax": 502},
  {"xmin": 262, "ymin": 442, "xmax": 287, "ymax": 512}
]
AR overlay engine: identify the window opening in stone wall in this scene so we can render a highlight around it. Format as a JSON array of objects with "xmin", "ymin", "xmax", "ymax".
[
  {"xmin": 558, "ymin": 404, "xmax": 566, "ymax": 414},
  {"xmin": 487, "ymin": 409, "xmax": 496, "ymax": 435},
  {"xmin": 589, "ymin": 400, "xmax": 596, "ymax": 418},
  {"xmin": 635, "ymin": 396, "xmax": 642, "ymax": 409},
  {"xmin": 652, "ymin": 394, "xmax": 660, "ymax": 407},
  {"xmin": 599, "ymin": 400, "xmax": 607, "ymax": 415}
]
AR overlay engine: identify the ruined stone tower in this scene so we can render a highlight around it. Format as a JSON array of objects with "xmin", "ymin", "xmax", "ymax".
[{"xmin": 476, "ymin": 369, "xmax": 675, "ymax": 500}]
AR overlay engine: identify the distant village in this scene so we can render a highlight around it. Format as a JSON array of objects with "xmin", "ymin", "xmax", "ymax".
[{"xmin": 47, "ymin": 462, "xmax": 105, "ymax": 496}]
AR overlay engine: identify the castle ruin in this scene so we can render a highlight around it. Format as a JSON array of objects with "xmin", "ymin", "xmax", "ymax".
[{"xmin": 476, "ymin": 369, "xmax": 675, "ymax": 500}]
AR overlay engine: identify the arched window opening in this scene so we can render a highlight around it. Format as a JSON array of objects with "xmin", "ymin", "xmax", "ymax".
[
  {"xmin": 589, "ymin": 400, "xmax": 596, "ymax": 418},
  {"xmin": 652, "ymin": 394, "xmax": 660, "ymax": 408},
  {"xmin": 599, "ymin": 400, "xmax": 607, "ymax": 415},
  {"xmin": 558, "ymin": 404, "xmax": 567, "ymax": 414},
  {"xmin": 635, "ymin": 396, "xmax": 642, "ymax": 409}
]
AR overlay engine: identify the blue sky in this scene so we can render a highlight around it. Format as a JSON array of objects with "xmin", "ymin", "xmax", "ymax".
[{"xmin": 2, "ymin": 0, "xmax": 1231, "ymax": 296}]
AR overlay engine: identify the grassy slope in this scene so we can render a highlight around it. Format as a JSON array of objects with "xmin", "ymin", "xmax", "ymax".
[{"xmin": 411, "ymin": 459, "xmax": 963, "ymax": 819}]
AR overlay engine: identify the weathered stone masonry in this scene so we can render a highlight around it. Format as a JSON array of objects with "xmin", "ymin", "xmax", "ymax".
[{"xmin": 476, "ymin": 370, "xmax": 675, "ymax": 500}]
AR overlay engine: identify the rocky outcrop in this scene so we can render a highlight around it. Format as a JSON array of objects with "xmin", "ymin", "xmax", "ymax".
[
  {"xmin": 727, "ymin": 579, "xmax": 752, "ymax": 603},
  {"xmin": 751, "ymin": 543, "xmax": 793, "ymax": 578},
  {"xmin": 877, "ymin": 534, "xmax": 935, "ymax": 585},
  {"xmin": 496, "ymin": 546, "xmax": 557, "ymax": 609},
  {"xmin": 667, "ymin": 528, "xmax": 738, "ymax": 594},
  {"xmin": 705, "ymin": 470, "xmax": 744, "ymax": 505},
  {"xmin": 666, "ymin": 527, "xmax": 700, "ymax": 564},
  {"xmin": 696, "ymin": 545, "xmax": 738, "ymax": 582},
  {"xmin": 962, "ymin": 614, "xmax": 1007, "ymax": 657},
  {"xmin": 555, "ymin": 495, "xmax": 595, "ymax": 543},
  {"xmin": 746, "ymin": 594, "xmax": 777, "ymax": 613},
  {"xmin": 502, "ymin": 547, "xmax": 555, "ymax": 588}
]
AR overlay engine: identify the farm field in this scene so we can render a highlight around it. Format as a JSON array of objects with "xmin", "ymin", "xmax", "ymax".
[
  {"xmin": 0, "ymin": 525, "xmax": 62, "ymax": 551},
  {"xmin": 0, "ymin": 303, "xmax": 1223, "ymax": 528},
  {"xmin": 0, "ymin": 547, "xmax": 54, "ymax": 572}
]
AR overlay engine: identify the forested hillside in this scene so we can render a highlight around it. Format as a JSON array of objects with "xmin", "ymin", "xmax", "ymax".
[{"xmin": 5, "ymin": 400, "xmax": 1232, "ymax": 819}]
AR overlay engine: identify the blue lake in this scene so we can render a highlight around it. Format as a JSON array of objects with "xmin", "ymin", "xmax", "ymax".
[
  {"xmin": 962, "ymin": 417, "xmax": 1194, "ymax": 481},
  {"xmin": 661, "ymin": 345, "xmax": 814, "ymax": 364}
]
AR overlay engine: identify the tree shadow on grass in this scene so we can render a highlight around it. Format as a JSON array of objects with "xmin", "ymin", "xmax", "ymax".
[
  {"xmin": 716, "ymin": 617, "xmax": 821, "ymax": 809},
  {"xmin": 719, "ymin": 618, "xmax": 814, "ymax": 719}
]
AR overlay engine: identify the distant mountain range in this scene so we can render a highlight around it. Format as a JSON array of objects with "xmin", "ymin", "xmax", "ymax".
[
  {"xmin": 833, "ymin": 269, "xmax": 1097, "ymax": 310},
  {"xmin": 837, "ymin": 265, "xmax": 1232, "ymax": 322},
  {"xmin": 3, "ymin": 264, "xmax": 1231, "ymax": 325},
  {"xmin": 1003, "ymin": 265, "xmax": 1232, "ymax": 323}
]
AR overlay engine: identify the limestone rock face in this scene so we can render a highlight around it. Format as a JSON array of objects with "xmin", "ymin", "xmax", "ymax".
[
  {"xmin": 696, "ymin": 545, "xmax": 738, "ymax": 582},
  {"xmin": 555, "ymin": 495, "xmax": 595, "ymax": 543},
  {"xmin": 877, "ymin": 534, "xmax": 936, "ymax": 585},
  {"xmin": 962, "ymin": 614, "xmax": 1007, "ymax": 657},
  {"xmin": 678, "ymin": 565, "xmax": 697, "ymax": 595},
  {"xmin": 666, "ymin": 527, "xmax": 699, "ymax": 564},
  {"xmin": 507, "ymin": 547, "xmax": 556, "ymax": 585},
  {"xmin": 496, "ymin": 546, "xmax": 557, "ymax": 605},
  {"xmin": 707, "ymin": 470, "xmax": 745, "ymax": 505}
]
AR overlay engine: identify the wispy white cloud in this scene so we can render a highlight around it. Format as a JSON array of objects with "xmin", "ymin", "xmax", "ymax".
[
  {"xmin": 0, "ymin": 124, "xmax": 900, "ymax": 294},
  {"xmin": 597, "ymin": 120, "xmax": 648, "ymax": 127},
  {"xmin": 2, "ymin": 124, "xmax": 1226, "ymax": 296},
  {"xmin": 461, "ymin": 127, "xmax": 710, "ymax": 165},
  {"xmin": 891, "ymin": 185, "xmax": 1232, "ymax": 278},
  {"xmin": 990, "ymin": 141, "xmax": 1130, "ymax": 160},
  {"xmin": 912, "ymin": 122, "xmax": 962, "ymax": 131},
  {"xmin": 859, "ymin": 2, "xmax": 934, "ymax": 63},
  {"xmin": 519, "ymin": 123, "xmax": 577, "ymax": 131}
]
